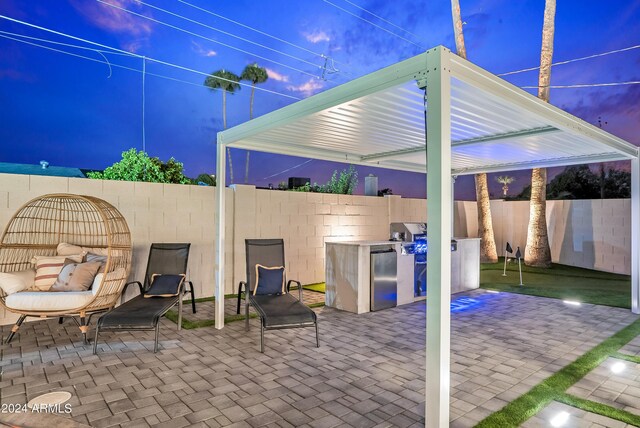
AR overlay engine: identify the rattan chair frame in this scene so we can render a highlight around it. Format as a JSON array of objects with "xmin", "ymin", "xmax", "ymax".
[{"xmin": 0, "ymin": 193, "xmax": 132, "ymax": 344}]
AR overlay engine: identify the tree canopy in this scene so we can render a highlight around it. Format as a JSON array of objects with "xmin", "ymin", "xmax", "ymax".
[
  {"xmin": 87, "ymin": 148, "xmax": 191, "ymax": 184},
  {"xmin": 513, "ymin": 165, "xmax": 631, "ymax": 200}
]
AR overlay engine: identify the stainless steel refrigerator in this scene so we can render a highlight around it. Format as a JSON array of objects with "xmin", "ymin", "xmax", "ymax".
[{"xmin": 370, "ymin": 247, "xmax": 397, "ymax": 311}]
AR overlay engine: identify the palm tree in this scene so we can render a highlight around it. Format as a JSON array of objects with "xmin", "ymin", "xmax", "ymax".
[
  {"xmin": 204, "ymin": 69, "xmax": 241, "ymax": 183},
  {"xmin": 496, "ymin": 176, "xmax": 515, "ymax": 197},
  {"xmin": 525, "ymin": 0, "xmax": 555, "ymax": 268},
  {"xmin": 240, "ymin": 63, "xmax": 268, "ymax": 183},
  {"xmin": 451, "ymin": 0, "xmax": 498, "ymax": 263}
]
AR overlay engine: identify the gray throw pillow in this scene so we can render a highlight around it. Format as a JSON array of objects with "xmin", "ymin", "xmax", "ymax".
[{"xmin": 85, "ymin": 252, "xmax": 108, "ymax": 273}]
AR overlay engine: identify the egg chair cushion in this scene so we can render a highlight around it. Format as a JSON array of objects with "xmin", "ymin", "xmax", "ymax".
[{"xmin": 6, "ymin": 291, "xmax": 95, "ymax": 312}]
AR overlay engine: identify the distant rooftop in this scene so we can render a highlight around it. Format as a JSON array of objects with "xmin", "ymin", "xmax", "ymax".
[{"xmin": 0, "ymin": 162, "xmax": 87, "ymax": 178}]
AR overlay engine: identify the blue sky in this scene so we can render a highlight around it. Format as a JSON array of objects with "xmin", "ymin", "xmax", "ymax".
[{"xmin": 0, "ymin": 0, "xmax": 639, "ymax": 198}]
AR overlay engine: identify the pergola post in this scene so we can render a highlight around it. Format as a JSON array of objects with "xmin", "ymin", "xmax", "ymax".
[
  {"xmin": 631, "ymin": 154, "xmax": 640, "ymax": 314},
  {"xmin": 215, "ymin": 138, "xmax": 226, "ymax": 329},
  {"xmin": 425, "ymin": 46, "xmax": 453, "ymax": 428}
]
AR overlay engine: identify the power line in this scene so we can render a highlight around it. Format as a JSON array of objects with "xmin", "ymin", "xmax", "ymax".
[
  {"xmin": 339, "ymin": 0, "xmax": 423, "ymax": 41},
  {"xmin": 522, "ymin": 81, "xmax": 640, "ymax": 89},
  {"xmin": 134, "ymin": 0, "xmax": 327, "ymax": 71},
  {"xmin": 96, "ymin": 0, "xmax": 329, "ymax": 82},
  {"xmin": 0, "ymin": 15, "xmax": 301, "ymax": 99},
  {"xmin": 261, "ymin": 159, "xmax": 313, "ymax": 180},
  {"xmin": 499, "ymin": 44, "xmax": 640, "ymax": 76},
  {"xmin": 0, "ymin": 32, "xmax": 212, "ymax": 88},
  {"xmin": 176, "ymin": 0, "xmax": 338, "ymax": 64},
  {"xmin": 322, "ymin": 0, "xmax": 425, "ymax": 49}
]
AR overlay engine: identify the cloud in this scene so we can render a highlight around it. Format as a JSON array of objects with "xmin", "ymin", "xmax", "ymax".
[
  {"xmin": 71, "ymin": 0, "xmax": 153, "ymax": 37},
  {"xmin": 122, "ymin": 39, "xmax": 146, "ymax": 53},
  {"xmin": 191, "ymin": 41, "xmax": 217, "ymax": 58},
  {"xmin": 287, "ymin": 78, "xmax": 325, "ymax": 96},
  {"xmin": 304, "ymin": 30, "xmax": 331, "ymax": 43},
  {"xmin": 265, "ymin": 67, "xmax": 289, "ymax": 82}
]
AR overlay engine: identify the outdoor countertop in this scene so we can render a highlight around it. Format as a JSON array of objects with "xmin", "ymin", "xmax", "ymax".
[{"xmin": 325, "ymin": 240, "xmax": 401, "ymax": 246}]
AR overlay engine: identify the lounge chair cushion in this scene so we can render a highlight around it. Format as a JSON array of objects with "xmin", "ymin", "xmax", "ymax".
[
  {"xmin": 250, "ymin": 293, "xmax": 316, "ymax": 327},
  {"xmin": 50, "ymin": 261, "xmax": 102, "ymax": 292},
  {"xmin": 6, "ymin": 290, "xmax": 94, "ymax": 311},
  {"xmin": 145, "ymin": 274, "xmax": 184, "ymax": 297},
  {"xmin": 254, "ymin": 265, "xmax": 285, "ymax": 295},
  {"xmin": 0, "ymin": 269, "xmax": 35, "ymax": 295}
]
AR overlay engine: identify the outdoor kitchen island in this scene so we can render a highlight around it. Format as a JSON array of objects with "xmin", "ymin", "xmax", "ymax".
[{"xmin": 325, "ymin": 238, "xmax": 480, "ymax": 314}]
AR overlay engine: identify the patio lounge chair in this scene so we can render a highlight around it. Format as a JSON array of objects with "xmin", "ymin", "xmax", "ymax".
[
  {"xmin": 92, "ymin": 243, "xmax": 195, "ymax": 353},
  {"xmin": 93, "ymin": 274, "xmax": 185, "ymax": 353},
  {"xmin": 238, "ymin": 239, "xmax": 319, "ymax": 352}
]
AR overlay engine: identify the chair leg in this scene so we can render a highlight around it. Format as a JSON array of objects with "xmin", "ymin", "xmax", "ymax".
[
  {"xmin": 79, "ymin": 313, "xmax": 89, "ymax": 346},
  {"xmin": 236, "ymin": 283, "xmax": 243, "ymax": 315},
  {"xmin": 315, "ymin": 321, "xmax": 320, "ymax": 348},
  {"xmin": 245, "ymin": 302, "xmax": 250, "ymax": 331},
  {"xmin": 93, "ymin": 326, "xmax": 100, "ymax": 355},
  {"xmin": 5, "ymin": 315, "xmax": 27, "ymax": 344},
  {"xmin": 188, "ymin": 282, "xmax": 196, "ymax": 314},
  {"xmin": 154, "ymin": 324, "xmax": 160, "ymax": 353},
  {"xmin": 58, "ymin": 317, "xmax": 64, "ymax": 325},
  {"xmin": 260, "ymin": 322, "xmax": 264, "ymax": 353},
  {"xmin": 178, "ymin": 293, "xmax": 183, "ymax": 332}
]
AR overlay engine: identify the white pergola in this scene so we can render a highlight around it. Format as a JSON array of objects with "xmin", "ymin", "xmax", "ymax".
[{"xmin": 215, "ymin": 46, "xmax": 640, "ymax": 427}]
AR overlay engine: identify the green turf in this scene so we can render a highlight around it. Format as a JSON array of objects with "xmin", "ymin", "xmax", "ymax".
[
  {"xmin": 302, "ymin": 282, "xmax": 326, "ymax": 293},
  {"xmin": 481, "ymin": 258, "xmax": 631, "ymax": 308},
  {"xmin": 475, "ymin": 318, "xmax": 640, "ymax": 427},
  {"xmin": 612, "ymin": 351, "xmax": 640, "ymax": 364},
  {"xmin": 165, "ymin": 288, "xmax": 326, "ymax": 329},
  {"xmin": 557, "ymin": 393, "xmax": 640, "ymax": 426}
]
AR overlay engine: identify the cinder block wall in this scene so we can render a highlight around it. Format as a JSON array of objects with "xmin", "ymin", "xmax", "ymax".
[{"xmin": 455, "ymin": 199, "xmax": 631, "ymax": 274}]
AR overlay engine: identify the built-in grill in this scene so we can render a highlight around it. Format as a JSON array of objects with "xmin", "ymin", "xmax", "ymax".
[{"xmin": 390, "ymin": 222, "xmax": 457, "ymax": 297}]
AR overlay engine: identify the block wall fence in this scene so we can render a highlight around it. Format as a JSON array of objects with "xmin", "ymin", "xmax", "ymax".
[{"xmin": 0, "ymin": 173, "xmax": 631, "ymax": 325}]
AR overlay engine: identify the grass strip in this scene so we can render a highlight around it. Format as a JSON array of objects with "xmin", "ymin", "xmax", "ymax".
[
  {"xmin": 475, "ymin": 318, "xmax": 640, "ymax": 427},
  {"xmin": 164, "ymin": 310, "xmax": 259, "ymax": 329},
  {"xmin": 556, "ymin": 393, "xmax": 640, "ymax": 426},
  {"xmin": 165, "ymin": 301, "xmax": 326, "ymax": 330},
  {"xmin": 612, "ymin": 351, "xmax": 640, "ymax": 364}
]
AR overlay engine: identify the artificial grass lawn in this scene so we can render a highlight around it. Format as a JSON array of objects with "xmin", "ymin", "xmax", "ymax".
[
  {"xmin": 475, "ymin": 317, "xmax": 640, "ymax": 427},
  {"xmin": 165, "ymin": 286, "xmax": 326, "ymax": 329},
  {"xmin": 481, "ymin": 258, "xmax": 631, "ymax": 308}
]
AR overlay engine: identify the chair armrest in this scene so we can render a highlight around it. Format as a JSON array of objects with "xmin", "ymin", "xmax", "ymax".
[
  {"xmin": 239, "ymin": 280, "xmax": 248, "ymax": 296},
  {"xmin": 123, "ymin": 281, "xmax": 144, "ymax": 296},
  {"xmin": 287, "ymin": 279, "xmax": 302, "ymax": 302}
]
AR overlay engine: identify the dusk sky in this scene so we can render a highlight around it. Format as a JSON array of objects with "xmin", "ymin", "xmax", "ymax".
[{"xmin": 1, "ymin": 0, "xmax": 639, "ymax": 199}]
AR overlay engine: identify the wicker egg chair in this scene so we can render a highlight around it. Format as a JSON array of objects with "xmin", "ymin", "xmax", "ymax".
[{"xmin": 0, "ymin": 193, "xmax": 132, "ymax": 344}]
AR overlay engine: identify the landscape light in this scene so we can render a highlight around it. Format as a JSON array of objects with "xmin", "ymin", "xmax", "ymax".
[
  {"xmin": 563, "ymin": 300, "xmax": 581, "ymax": 306},
  {"xmin": 611, "ymin": 361, "xmax": 625, "ymax": 374},
  {"xmin": 550, "ymin": 411, "xmax": 570, "ymax": 427}
]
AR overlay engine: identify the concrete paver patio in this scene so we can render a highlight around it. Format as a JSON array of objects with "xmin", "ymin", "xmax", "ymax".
[{"xmin": 1, "ymin": 290, "xmax": 638, "ymax": 427}]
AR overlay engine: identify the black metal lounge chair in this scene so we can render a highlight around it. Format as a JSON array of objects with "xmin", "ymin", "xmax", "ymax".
[
  {"xmin": 92, "ymin": 243, "xmax": 194, "ymax": 353},
  {"xmin": 237, "ymin": 239, "xmax": 319, "ymax": 352}
]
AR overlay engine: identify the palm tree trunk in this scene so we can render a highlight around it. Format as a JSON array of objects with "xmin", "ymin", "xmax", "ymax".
[
  {"xmin": 222, "ymin": 89, "xmax": 234, "ymax": 183},
  {"xmin": 244, "ymin": 84, "xmax": 256, "ymax": 183},
  {"xmin": 525, "ymin": 168, "xmax": 551, "ymax": 266},
  {"xmin": 451, "ymin": 0, "xmax": 498, "ymax": 263},
  {"xmin": 525, "ymin": 0, "xmax": 555, "ymax": 268},
  {"xmin": 475, "ymin": 173, "xmax": 498, "ymax": 262}
]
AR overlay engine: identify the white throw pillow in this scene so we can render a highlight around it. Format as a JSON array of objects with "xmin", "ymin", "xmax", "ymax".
[
  {"xmin": 0, "ymin": 269, "xmax": 35, "ymax": 295},
  {"xmin": 57, "ymin": 242, "xmax": 109, "ymax": 257},
  {"xmin": 31, "ymin": 255, "xmax": 83, "ymax": 291}
]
